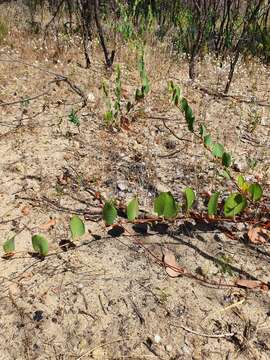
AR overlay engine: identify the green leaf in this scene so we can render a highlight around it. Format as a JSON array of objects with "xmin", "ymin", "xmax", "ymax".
[
  {"xmin": 224, "ymin": 193, "xmax": 247, "ymax": 217},
  {"xmin": 104, "ymin": 110, "xmax": 113, "ymax": 123},
  {"xmin": 222, "ymin": 152, "xmax": 231, "ymax": 167},
  {"xmin": 237, "ymin": 175, "xmax": 249, "ymax": 192},
  {"xmin": 32, "ymin": 234, "xmax": 49, "ymax": 256},
  {"xmin": 237, "ymin": 175, "xmax": 245, "ymax": 188},
  {"xmin": 219, "ymin": 169, "xmax": 231, "ymax": 179},
  {"xmin": 208, "ymin": 192, "xmax": 219, "ymax": 216},
  {"xmin": 185, "ymin": 107, "xmax": 195, "ymax": 132},
  {"xmin": 184, "ymin": 187, "xmax": 196, "ymax": 211},
  {"xmin": 142, "ymin": 74, "xmax": 150, "ymax": 94},
  {"xmin": 199, "ymin": 124, "xmax": 207, "ymax": 138},
  {"xmin": 212, "ymin": 143, "xmax": 225, "ymax": 158},
  {"xmin": 103, "ymin": 201, "xmax": 117, "ymax": 225},
  {"xmin": 248, "ymin": 183, "xmax": 263, "ymax": 202},
  {"xmin": 154, "ymin": 192, "xmax": 178, "ymax": 218},
  {"xmin": 68, "ymin": 109, "xmax": 80, "ymax": 127},
  {"xmin": 172, "ymin": 86, "xmax": 181, "ymax": 106},
  {"xmin": 3, "ymin": 235, "xmax": 15, "ymax": 254},
  {"xmin": 70, "ymin": 215, "xmax": 85, "ymax": 240},
  {"xmin": 127, "ymin": 198, "xmax": 139, "ymax": 221},
  {"xmin": 168, "ymin": 80, "xmax": 174, "ymax": 92},
  {"xmin": 204, "ymin": 135, "xmax": 213, "ymax": 149},
  {"xmin": 180, "ymin": 97, "xmax": 189, "ymax": 112}
]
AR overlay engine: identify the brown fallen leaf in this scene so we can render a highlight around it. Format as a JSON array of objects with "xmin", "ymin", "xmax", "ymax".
[
  {"xmin": 247, "ymin": 225, "xmax": 269, "ymax": 244},
  {"xmin": 163, "ymin": 249, "xmax": 182, "ymax": 278},
  {"xmin": 235, "ymin": 279, "xmax": 269, "ymax": 291},
  {"xmin": 21, "ymin": 205, "xmax": 31, "ymax": 216},
  {"xmin": 39, "ymin": 218, "xmax": 57, "ymax": 231}
]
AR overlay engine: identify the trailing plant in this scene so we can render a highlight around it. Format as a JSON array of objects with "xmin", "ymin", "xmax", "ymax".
[{"xmin": 168, "ymin": 81, "xmax": 264, "ymax": 218}]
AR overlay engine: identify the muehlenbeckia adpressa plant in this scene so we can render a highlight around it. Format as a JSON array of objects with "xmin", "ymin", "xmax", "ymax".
[
  {"xmin": 100, "ymin": 82, "xmax": 264, "ymax": 225},
  {"xmin": 102, "ymin": 54, "xmax": 150, "ymax": 126},
  {"xmin": 102, "ymin": 64, "xmax": 122, "ymax": 126},
  {"xmin": 134, "ymin": 50, "xmax": 150, "ymax": 102},
  {"xmin": 167, "ymin": 80, "xmax": 263, "ymax": 217},
  {"xmin": 99, "ymin": 77, "xmax": 265, "ymax": 224},
  {"xmin": 2, "ymin": 216, "xmax": 86, "ymax": 257}
]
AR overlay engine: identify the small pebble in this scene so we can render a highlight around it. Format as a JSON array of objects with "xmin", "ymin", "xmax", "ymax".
[{"xmin": 154, "ymin": 334, "xmax": 161, "ymax": 344}]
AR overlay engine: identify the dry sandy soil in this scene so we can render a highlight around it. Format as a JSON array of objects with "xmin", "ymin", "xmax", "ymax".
[{"xmin": 0, "ymin": 4, "xmax": 270, "ymax": 360}]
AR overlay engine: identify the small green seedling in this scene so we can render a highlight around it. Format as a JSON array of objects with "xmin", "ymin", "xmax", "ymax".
[{"xmin": 68, "ymin": 109, "xmax": 80, "ymax": 127}]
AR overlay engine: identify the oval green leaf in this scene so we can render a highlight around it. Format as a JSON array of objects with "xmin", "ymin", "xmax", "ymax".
[
  {"xmin": 248, "ymin": 183, "xmax": 263, "ymax": 202},
  {"xmin": 224, "ymin": 193, "xmax": 247, "ymax": 217},
  {"xmin": 237, "ymin": 175, "xmax": 249, "ymax": 192},
  {"xmin": 180, "ymin": 97, "xmax": 189, "ymax": 112},
  {"xmin": 32, "ymin": 234, "xmax": 49, "ymax": 256},
  {"xmin": 219, "ymin": 169, "xmax": 231, "ymax": 179},
  {"xmin": 70, "ymin": 215, "xmax": 85, "ymax": 240},
  {"xmin": 154, "ymin": 192, "xmax": 178, "ymax": 218},
  {"xmin": 212, "ymin": 143, "xmax": 225, "ymax": 158},
  {"xmin": 208, "ymin": 192, "xmax": 219, "ymax": 216},
  {"xmin": 237, "ymin": 175, "xmax": 245, "ymax": 188},
  {"xmin": 199, "ymin": 123, "xmax": 207, "ymax": 138},
  {"xmin": 204, "ymin": 135, "xmax": 213, "ymax": 149},
  {"xmin": 184, "ymin": 187, "xmax": 196, "ymax": 211},
  {"xmin": 222, "ymin": 152, "xmax": 231, "ymax": 167},
  {"xmin": 103, "ymin": 201, "xmax": 117, "ymax": 225},
  {"xmin": 3, "ymin": 235, "xmax": 15, "ymax": 254},
  {"xmin": 127, "ymin": 197, "xmax": 139, "ymax": 221}
]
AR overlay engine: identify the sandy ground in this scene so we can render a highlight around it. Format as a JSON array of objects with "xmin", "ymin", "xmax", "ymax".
[{"xmin": 0, "ymin": 4, "xmax": 270, "ymax": 359}]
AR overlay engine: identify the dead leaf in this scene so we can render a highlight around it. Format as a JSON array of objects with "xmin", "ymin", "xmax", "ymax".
[
  {"xmin": 235, "ymin": 279, "xmax": 269, "ymax": 291},
  {"xmin": 39, "ymin": 218, "xmax": 57, "ymax": 231},
  {"xmin": 247, "ymin": 225, "xmax": 269, "ymax": 244},
  {"xmin": 120, "ymin": 116, "xmax": 130, "ymax": 131},
  {"xmin": 163, "ymin": 249, "xmax": 182, "ymax": 278},
  {"xmin": 21, "ymin": 205, "xmax": 31, "ymax": 215}
]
